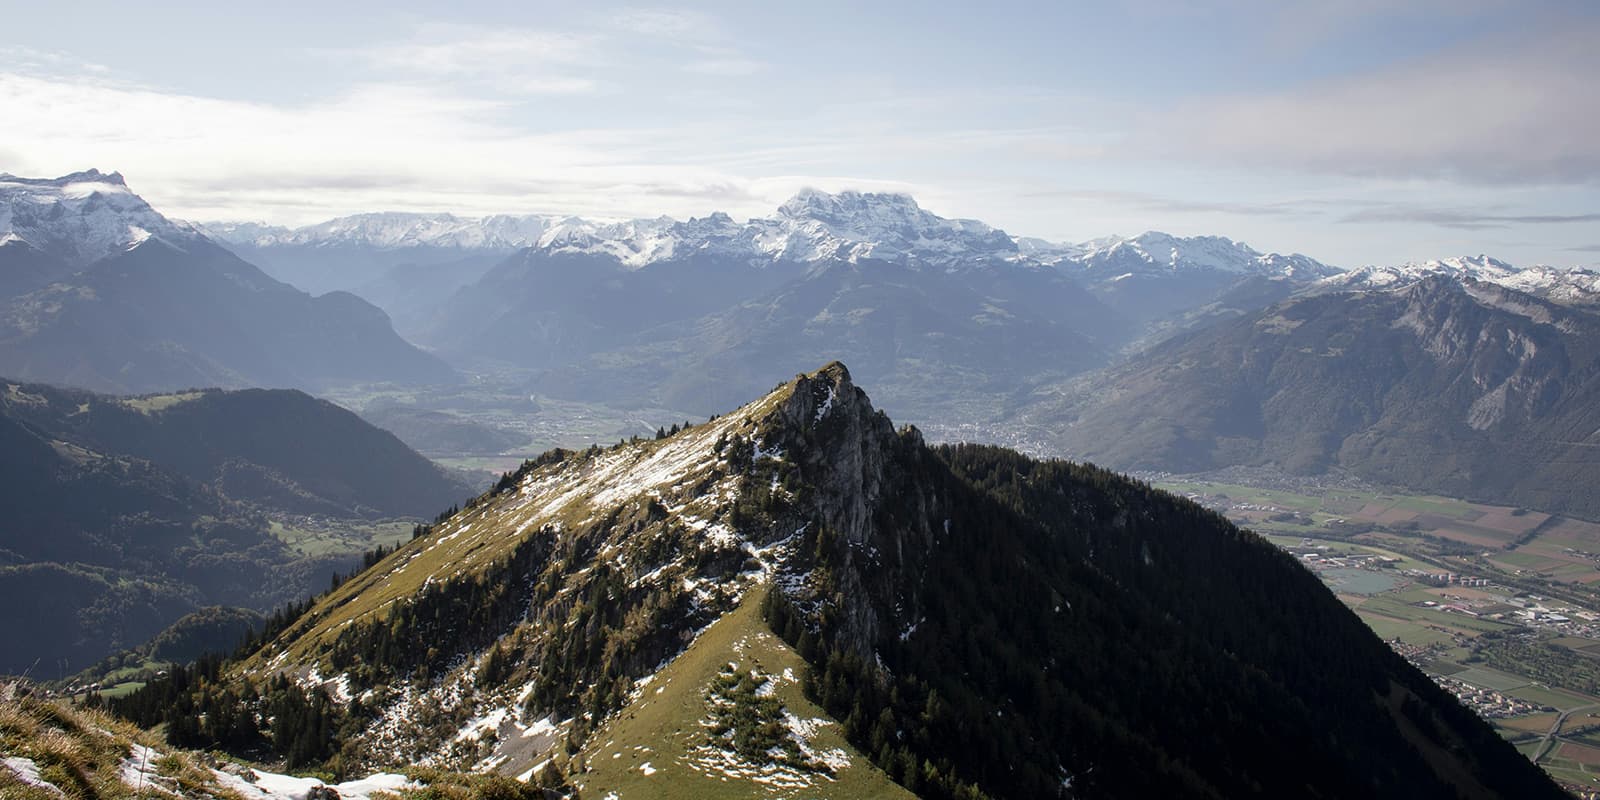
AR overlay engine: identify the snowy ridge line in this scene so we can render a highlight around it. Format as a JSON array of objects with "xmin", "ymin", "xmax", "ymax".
[
  {"xmin": 1311, "ymin": 254, "xmax": 1600, "ymax": 306},
  {"xmin": 200, "ymin": 187, "xmax": 1340, "ymax": 278},
  {"xmin": 0, "ymin": 169, "xmax": 204, "ymax": 267}
]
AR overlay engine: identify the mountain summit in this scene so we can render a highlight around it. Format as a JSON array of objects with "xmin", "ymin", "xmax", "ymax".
[
  {"xmin": 119, "ymin": 362, "xmax": 1562, "ymax": 799},
  {"xmin": 0, "ymin": 168, "xmax": 204, "ymax": 267}
]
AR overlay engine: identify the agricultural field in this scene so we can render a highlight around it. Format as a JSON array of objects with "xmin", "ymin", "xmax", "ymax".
[{"xmin": 268, "ymin": 518, "xmax": 415, "ymax": 559}]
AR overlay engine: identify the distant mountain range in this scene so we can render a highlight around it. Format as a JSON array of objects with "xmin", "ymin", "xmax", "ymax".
[
  {"xmin": 0, "ymin": 378, "xmax": 472, "ymax": 675},
  {"xmin": 1020, "ymin": 273, "xmax": 1600, "ymax": 517},
  {"xmin": 21, "ymin": 168, "xmax": 1600, "ymax": 519},
  {"xmin": 0, "ymin": 171, "xmax": 454, "ymax": 394}
]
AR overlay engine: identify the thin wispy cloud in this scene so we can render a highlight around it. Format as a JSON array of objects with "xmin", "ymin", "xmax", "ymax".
[
  {"xmin": 1022, "ymin": 189, "xmax": 1309, "ymax": 219},
  {"xmin": 0, "ymin": 45, "xmax": 112, "ymax": 76},
  {"xmin": 1142, "ymin": 21, "xmax": 1600, "ymax": 185},
  {"xmin": 1340, "ymin": 206, "xmax": 1600, "ymax": 230},
  {"xmin": 683, "ymin": 52, "xmax": 765, "ymax": 77},
  {"xmin": 608, "ymin": 8, "xmax": 720, "ymax": 40},
  {"xmin": 330, "ymin": 24, "xmax": 604, "ymax": 95}
]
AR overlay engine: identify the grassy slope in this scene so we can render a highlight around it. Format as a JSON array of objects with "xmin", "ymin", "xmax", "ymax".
[
  {"xmin": 0, "ymin": 682, "xmax": 249, "ymax": 800},
  {"xmin": 574, "ymin": 586, "xmax": 913, "ymax": 800},
  {"xmin": 246, "ymin": 382, "xmax": 798, "ymax": 672},
  {"xmin": 0, "ymin": 682, "xmax": 551, "ymax": 800}
]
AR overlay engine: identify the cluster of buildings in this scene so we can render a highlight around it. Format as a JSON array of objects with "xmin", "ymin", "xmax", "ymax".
[
  {"xmin": 1434, "ymin": 676, "xmax": 1547, "ymax": 719},
  {"xmin": 1403, "ymin": 569, "xmax": 1491, "ymax": 587},
  {"xmin": 1285, "ymin": 541, "xmax": 1396, "ymax": 571}
]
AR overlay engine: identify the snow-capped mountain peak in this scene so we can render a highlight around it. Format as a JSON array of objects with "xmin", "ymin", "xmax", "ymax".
[
  {"xmin": 776, "ymin": 188, "xmax": 922, "ymax": 223},
  {"xmin": 0, "ymin": 169, "xmax": 201, "ymax": 267},
  {"xmin": 1071, "ymin": 231, "xmax": 1337, "ymax": 279},
  {"xmin": 759, "ymin": 188, "xmax": 1018, "ymax": 267},
  {"xmin": 516, "ymin": 189, "xmax": 1021, "ymax": 270}
]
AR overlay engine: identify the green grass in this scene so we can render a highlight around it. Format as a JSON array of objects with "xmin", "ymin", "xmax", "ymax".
[
  {"xmin": 1495, "ymin": 551, "xmax": 1561, "ymax": 569},
  {"xmin": 1505, "ymin": 683, "xmax": 1600, "ymax": 712},
  {"xmin": 119, "ymin": 391, "xmax": 206, "ymax": 414},
  {"xmin": 572, "ymin": 585, "xmax": 912, "ymax": 800},
  {"xmin": 1385, "ymin": 495, "xmax": 1482, "ymax": 519},
  {"xmin": 1536, "ymin": 760, "xmax": 1600, "ymax": 789},
  {"xmin": 1450, "ymin": 666, "xmax": 1531, "ymax": 693},
  {"xmin": 96, "ymin": 682, "xmax": 146, "ymax": 700},
  {"xmin": 268, "ymin": 519, "xmax": 413, "ymax": 558},
  {"xmin": 1355, "ymin": 613, "xmax": 1458, "ymax": 648},
  {"xmin": 1356, "ymin": 597, "xmax": 1514, "ymax": 633}
]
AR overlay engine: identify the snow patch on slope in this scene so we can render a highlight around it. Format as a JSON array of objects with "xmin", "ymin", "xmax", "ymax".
[{"xmin": 3, "ymin": 756, "xmax": 63, "ymax": 796}]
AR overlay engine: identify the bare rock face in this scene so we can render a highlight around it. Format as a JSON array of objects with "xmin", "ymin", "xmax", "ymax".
[
  {"xmin": 754, "ymin": 361, "xmax": 950, "ymax": 660},
  {"xmin": 766, "ymin": 362, "xmax": 895, "ymax": 546}
]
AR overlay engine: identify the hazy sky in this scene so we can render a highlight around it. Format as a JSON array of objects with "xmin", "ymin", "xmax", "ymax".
[{"xmin": 2, "ymin": 0, "xmax": 1597, "ymax": 267}]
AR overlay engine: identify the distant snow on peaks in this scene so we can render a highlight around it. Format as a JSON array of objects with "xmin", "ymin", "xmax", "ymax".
[
  {"xmin": 525, "ymin": 189, "xmax": 1022, "ymax": 270},
  {"xmin": 1312, "ymin": 255, "xmax": 1600, "ymax": 307},
  {"xmin": 764, "ymin": 188, "xmax": 1018, "ymax": 266},
  {"xmin": 1070, "ymin": 231, "xmax": 1339, "ymax": 280},
  {"xmin": 203, "ymin": 212, "xmax": 558, "ymax": 251},
  {"xmin": 197, "ymin": 189, "xmax": 1344, "ymax": 279},
  {"xmin": 0, "ymin": 169, "xmax": 202, "ymax": 266}
]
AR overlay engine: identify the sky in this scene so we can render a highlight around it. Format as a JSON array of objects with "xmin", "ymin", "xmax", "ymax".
[{"xmin": 1, "ymin": 0, "xmax": 1597, "ymax": 268}]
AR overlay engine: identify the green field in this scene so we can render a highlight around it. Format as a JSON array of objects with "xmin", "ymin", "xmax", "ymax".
[
  {"xmin": 1322, "ymin": 568, "xmax": 1400, "ymax": 595},
  {"xmin": 269, "ymin": 519, "xmax": 414, "ymax": 558},
  {"xmin": 1452, "ymin": 666, "xmax": 1531, "ymax": 693},
  {"xmin": 1357, "ymin": 596, "xmax": 1513, "ymax": 633},
  {"xmin": 1356, "ymin": 614, "xmax": 1457, "ymax": 646},
  {"xmin": 1506, "ymin": 684, "xmax": 1600, "ymax": 712}
]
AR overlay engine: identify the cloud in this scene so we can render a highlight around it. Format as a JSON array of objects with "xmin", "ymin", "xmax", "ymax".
[
  {"xmin": 0, "ymin": 69, "xmax": 900, "ymax": 225},
  {"xmin": 609, "ymin": 9, "xmax": 719, "ymax": 40},
  {"xmin": 1140, "ymin": 20, "xmax": 1600, "ymax": 184},
  {"xmin": 0, "ymin": 45, "xmax": 113, "ymax": 76},
  {"xmin": 1022, "ymin": 188, "xmax": 1308, "ymax": 218},
  {"xmin": 331, "ymin": 24, "xmax": 603, "ymax": 95},
  {"xmin": 1571, "ymin": 244, "xmax": 1600, "ymax": 253},
  {"xmin": 683, "ymin": 55, "xmax": 765, "ymax": 76},
  {"xmin": 1119, "ymin": 0, "xmax": 1519, "ymax": 48},
  {"xmin": 1339, "ymin": 206, "xmax": 1600, "ymax": 230}
]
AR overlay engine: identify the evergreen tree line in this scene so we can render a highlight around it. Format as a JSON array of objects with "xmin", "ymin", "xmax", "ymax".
[{"xmin": 757, "ymin": 441, "xmax": 1565, "ymax": 800}]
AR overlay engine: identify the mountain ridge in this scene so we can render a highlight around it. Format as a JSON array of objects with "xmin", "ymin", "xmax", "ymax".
[{"xmin": 114, "ymin": 362, "xmax": 1566, "ymax": 799}]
